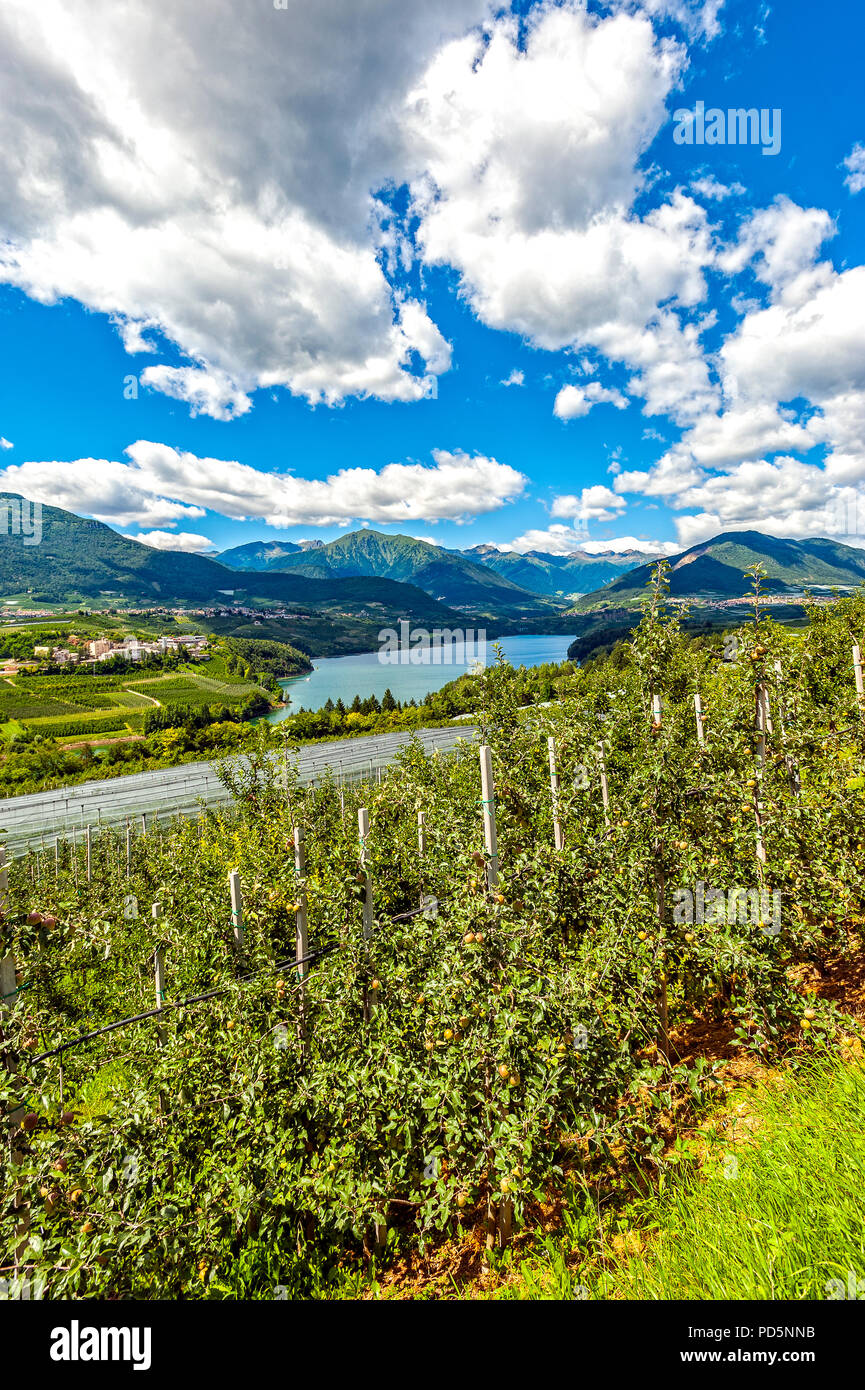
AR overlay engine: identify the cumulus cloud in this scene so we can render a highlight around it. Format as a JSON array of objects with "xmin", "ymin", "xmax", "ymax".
[
  {"xmin": 843, "ymin": 143, "xmax": 865, "ymax": 195},
  {"xmin": 127, "ymin": 530, "xmax": 217, "ymax": 553},
  {"xmin": 553, "ymin": 382, "xmax": 627, "ymax": 419},
  {"xmin": 689, "ymin": 174, "xmax": 745, "ymax": 200},
  {"xmin": 406, "ymin": 4, "xmax": 720, "ymax": 425},
  {"xmin": 610, "ymin": 193, "xmax": 865, "ymax": 549},
  {"xmin": 551, "ymin": 486, "xmax": 626, "ymax": 522},
  {"xmin": 579, "ymin": 535, "xmax": 679, "ymax": 556},
  {"xmin": 501, "ymin": 369, "xmax": 525, "ymax": 387},
  {"xmin": 719, "ymin": 196, "xmax": 835, "ymax": 296},
  {"xmin": 0, "ymin": 0, "xmax": 492, "ymax": 416},
  {"xmin": 0, "ymin": 442, "xmax": 526, "ymax": 529},
  {"xmin": 509, "ymin": 521, "xmax": 676, "ymax": 555},
  {"xmin": 0, "ymin": 438, "xmax": 12, "ymax": 450},
  {"xmin": 510, "ymin": 523, "xmax": 594, "ymax": 555}
]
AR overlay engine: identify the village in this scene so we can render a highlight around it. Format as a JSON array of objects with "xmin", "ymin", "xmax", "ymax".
[{"xmin": 1, "ymin": 631, "xmax": 209, "ymax": 676}]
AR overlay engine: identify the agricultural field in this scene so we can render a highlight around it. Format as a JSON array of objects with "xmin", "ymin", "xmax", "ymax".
[
  {"xmin": 1, "ymin": 569, "xmax": 864, "ymax": 1300},
  {"xmin": 0, "ymin": 662, "xmax": 272, "ymax": 738}
]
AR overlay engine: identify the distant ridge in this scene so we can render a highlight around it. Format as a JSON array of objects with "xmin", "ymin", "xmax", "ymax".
[{"xmin": 572, "ymin": 531, "xmax": 865, "ymax": 607}]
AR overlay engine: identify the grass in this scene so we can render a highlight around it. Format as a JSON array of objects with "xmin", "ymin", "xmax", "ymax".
[{"xmin": 493, "ymin": 1051, "xmax": 865, "ymax": 1301}]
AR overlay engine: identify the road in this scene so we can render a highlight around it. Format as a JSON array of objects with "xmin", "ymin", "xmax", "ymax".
[{"xmin": 0, "ymin": 725, "xmax": 477, "ymax": 855}]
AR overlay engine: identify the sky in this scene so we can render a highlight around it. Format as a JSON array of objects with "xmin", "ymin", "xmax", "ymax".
[{"xmin": 1, "ymin": 0, "xmax": 864, "ymax": 560}]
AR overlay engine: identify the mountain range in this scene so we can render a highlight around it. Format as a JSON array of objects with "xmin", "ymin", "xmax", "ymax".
[
  {"xmin": 573, "ymin": 531, "xmax": 865, "ymax": 607},
  {"xmin": 0, "ymin": 496, "xmax": 458, "ymax": 627},
  {"xmin": 218, "ymin": 529, "xmax": 648, "ymax": 603}
]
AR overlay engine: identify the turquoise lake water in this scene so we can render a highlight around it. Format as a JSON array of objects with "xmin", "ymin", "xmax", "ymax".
[{"xmin": 266, "ymin": 632, "xmax": 575, "ymax": 722}]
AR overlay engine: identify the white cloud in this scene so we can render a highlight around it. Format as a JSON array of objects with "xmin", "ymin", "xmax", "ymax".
[
  {"xmin": 843, "ymin": 143, "xmax": 865, "ymax": 195},
  {"xmin": 0, "ymin": 0, "xmax": 493, "ymax": 416},
  {"xmin": 553, "ymin": 381, "xmax": 627, "ymax": 419},
  {"xmin": 689, "ymin": 174, "xmax": 745, "ymax": 200},
  {"xmin": 579, "ymin": 535, "xmax": 679, "ymax": 555},
  {"xmin": 551, "ymin": 486, "xmax": 626, "ymax": 522},
  {"xmin": 406, "ymin": 4, "xmax": 720, "ymax": 425},
  {"xmin": 609, "ymin": 193, "xmax": 865, "ymax": 549},
  {"xmin": 501, "ymin": 369, "xmax": 525, "ymax": 387},
  {"xmin": 509, "ymin": 521, "xmax": 676, "ymax": 555},
  {"xmin": 510, "ymin": 523, "xmax": 593, "ymax": 555},
  {"xmin": 631, "ymin": 0, "xmax": 724, "ymax": 39},
  {"xmin": 0, "ymin": 442, "xmax": 526, "ymax": 529},
  {"xmin": 718, "ymin": 196, "xmax": 835, "ymax": 297},
  {"xmin": 0, "ymin": 438, "xmax": 12, "ymax": 450},
  {"xmin": 127, "ymin": 530, "xmax": 217, "ymax": 553}
]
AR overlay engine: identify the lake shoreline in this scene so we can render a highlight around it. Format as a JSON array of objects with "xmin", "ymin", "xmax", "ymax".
[{"xmin": 267, "ymin": 632, "xmax": 576, "ymax": 723}]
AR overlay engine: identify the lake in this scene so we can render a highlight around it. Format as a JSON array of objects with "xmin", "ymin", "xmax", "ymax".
[{"xmin": 266, "ymin": 632, "xmax": 575, "ymax": 722}]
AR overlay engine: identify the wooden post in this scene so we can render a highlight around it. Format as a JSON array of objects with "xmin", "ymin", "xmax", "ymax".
[
  {"xmin": 358, "ymin": 809, "xmax": 373, "ymax": 941},
  {"xmin": 854, "ymin": 643, "xmax": 864, "ymax": 716},
  {"xmin": 85, "ymin": 825, "xmax": 92, "ymax": 883},
  {"xmin": 417, "ymin": 810, "xmax": 426, "ymax": 857},
  {"xmin": 479, "ymin": 745, "xmax": 499, "ymax": 889},
  {"xmin": 229, "ymin": 870, "xmax": 243, "ymax": 943},
  {"xmin": 694, "ymin": 692, "xmax": 705, "ymax": 748},
  {"xmin": 547, "ymin": 737, "xmax": 564, "ymax": 851},
  {"xmin": 141, "ymin": 813, "xmax": 147, "ymax": 836},
  {"xmin": 153, "ymin": 905, "xmax": 166, "ymax": 1045},
  {"xmin": 293, "ymin": 828, "xmax": 308, "ymax": 983},
  {"xmin": 597, "ymin": 741, "xmax": 611, "ymax": 827},
  {"xmin": 54, "ymin": 838, "xmax": 59, "ymax": 879}
]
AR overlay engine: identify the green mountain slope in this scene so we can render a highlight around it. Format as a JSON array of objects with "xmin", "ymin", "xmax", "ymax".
[
  {"xmin": 572, "ymin": 531, "xmax": 865, "ymax": 607},
  {"xmin": 222, "ymin": 528, "xmax": 559, "ymax": 614},
  {"xmin": 0, "ymin": 496, "xmax": 460, "ymax": 629}
]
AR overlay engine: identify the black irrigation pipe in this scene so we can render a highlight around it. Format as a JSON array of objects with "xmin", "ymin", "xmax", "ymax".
[
  {"xmin": 25, "ymin": 941, "xmax": 342, "ymax": 1064},
  {"xmin": 20, "ymin": 889, "xmax": 457, "ymax": 1063}
]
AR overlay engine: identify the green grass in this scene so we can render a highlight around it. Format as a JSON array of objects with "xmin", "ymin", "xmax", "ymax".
[{"xmin": 495, "ymin": 1052, "xmax": 865, "ymax": 1301}]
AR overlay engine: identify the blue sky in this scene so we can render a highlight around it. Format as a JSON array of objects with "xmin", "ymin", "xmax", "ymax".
[{"xmin": 1, "ymin": 0, "xmax": 864, "ymax": 559}]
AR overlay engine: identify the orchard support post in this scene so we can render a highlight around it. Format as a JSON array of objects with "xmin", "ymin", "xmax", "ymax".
[
  {"xmin": 654, "ymin": 850, "xmax": 670, "ymax": 1061},
  {"xmin": 152, "ymin": 904, "xmax": 166, "ymax": 1046},
  {"xmin": 773, "ymin": 660, "xmax": 800, "ymax": 796},
  {"xmin": 126, "ymin": 820, "xmax": 131, "ymax": 879},
  {"xmin": 293, "ymin": 828, "xmax": 308, "ymax": 984},
  {"xmin": 597, "ymin": 741, "xmax": 611, "ymax": 827},
  {"xmin": 547, "ymin": 737, "xmax": 565, "ymax": 851},
  {"xmin": 358, "ymin": 809, "xmax": 373, "ymax": 942},
  {"xmin": 85, "ymin": 825, "xmax": 92, "ymax": 883},
  {"xmin": 694, "ymin": 692, "xmax": 705, "ymax": 748},
  {"xmin": 854, "ymin": 643, "xmax": 864, "ymax": 716},
  {"xmin": 753, "ymin": 685, "xmax": 768, "ymax": 863},
  {"xmin": 229, "ymin": 870, "xmax": 243, "ymax": 944},
  {"xmin": 479, "ymin": 744, "xmax": 499, "ymax": 889},
  {"xmin": 0, "ymin": 846, "xmax": 16, "ymax": 1012},
  {"xmin": 417, "ymin": 810, "xmax": 426, "ymax": 857}
]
